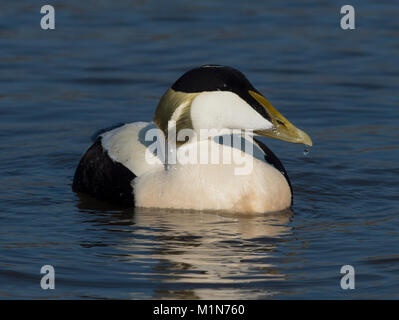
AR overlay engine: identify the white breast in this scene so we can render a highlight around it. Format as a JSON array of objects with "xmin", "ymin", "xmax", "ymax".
[
  {"xmin": 100, "ymin": 123, "xmax": 291, "ymax": 213},
  {"xmin": 134, "ymin": 136, "xmax": 291, "ymax": 213}
]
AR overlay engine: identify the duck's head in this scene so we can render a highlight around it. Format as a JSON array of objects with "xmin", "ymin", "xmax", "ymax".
[{"xmin": 154, "ymin": 65, "xmax": 312, "ymax": 146}]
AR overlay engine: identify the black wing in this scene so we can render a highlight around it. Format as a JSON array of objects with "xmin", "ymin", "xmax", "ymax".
[
  {"xmin": 253, "ymin": 137, "xmax": 293, "ymax": 203},
  {"xmin": 72, "ymin": 137, "xmax": 136, "ymax": 206}
]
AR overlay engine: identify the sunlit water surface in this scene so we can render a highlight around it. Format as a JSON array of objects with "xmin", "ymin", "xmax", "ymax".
[{"xmin": 0, "ymin": 0, "xmax": 398, "ymax": 299}]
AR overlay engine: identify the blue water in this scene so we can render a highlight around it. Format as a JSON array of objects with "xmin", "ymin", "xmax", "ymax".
[{"xmin": 0, "ymin": 0, "xmax": 398, "ymax": 299}]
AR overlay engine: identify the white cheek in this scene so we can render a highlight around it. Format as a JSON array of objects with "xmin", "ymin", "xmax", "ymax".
[{"xmin": 190, "ymin": 91, "xmax": 272, "ymax": 131}]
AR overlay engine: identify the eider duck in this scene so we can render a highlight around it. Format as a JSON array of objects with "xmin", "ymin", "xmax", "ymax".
[{"xmin": 72, "ymin": 65, "xmax": 312, "ymax": 213}]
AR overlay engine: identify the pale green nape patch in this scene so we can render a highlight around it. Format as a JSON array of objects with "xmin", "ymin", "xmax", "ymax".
[
  {"xmin": 174, "ymin": 103, "xmax": 192, "ymax": 145},
  {"xmin": 153, "ymin": 88, "xmax": 199, "ymax": 142}
]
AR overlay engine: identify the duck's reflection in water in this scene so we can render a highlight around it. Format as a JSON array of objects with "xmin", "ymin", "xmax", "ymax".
[
  {"xmin": 128, "ymin": 208, "xmax": 292, "ymax": 299},
  {"xmin": 76, "ymin": 195, "xmax": 293, "ymax": 299}
]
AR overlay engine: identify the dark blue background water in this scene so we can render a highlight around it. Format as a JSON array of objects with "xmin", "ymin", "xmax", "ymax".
[{"xmin": 0, "ymin": 0, "xmax": 398, "ymax": 299}]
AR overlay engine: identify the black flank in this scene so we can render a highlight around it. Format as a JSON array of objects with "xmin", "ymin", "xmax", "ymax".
[{"xmin": 72, "ymin": 137, "xmax": 136, "ymax": 206}]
